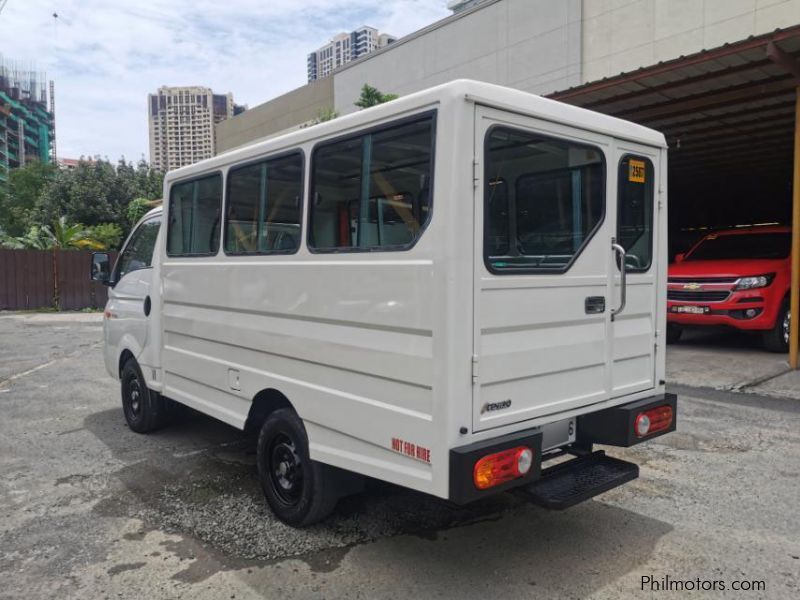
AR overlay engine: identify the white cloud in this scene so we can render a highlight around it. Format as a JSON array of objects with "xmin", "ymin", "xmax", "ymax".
[{"xmin": 0, "ymin": 0, "xmax": 450, "ymax": 162}]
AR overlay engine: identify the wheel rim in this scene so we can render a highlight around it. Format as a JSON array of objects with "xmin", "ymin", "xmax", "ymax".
[
  {"xmin": 269, "ymin": 433, "xmax": 303, "ymax": 506},
  {"xmin": 127, "ymin": 376, "xmax": 142, "ymax": 418},
  {"xmin": 783, "ymin": 309, "xmax": 791, "ymax": 346}
]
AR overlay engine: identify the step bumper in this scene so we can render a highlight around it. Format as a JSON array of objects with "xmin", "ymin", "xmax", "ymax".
[{"xmin": 519, "ymin": 450, "xmax": 639, "ymax": 510}]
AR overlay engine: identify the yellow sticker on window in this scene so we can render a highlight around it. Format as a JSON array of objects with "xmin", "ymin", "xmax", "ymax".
[{"xmin": 629, "ymin": 159, "xmax": 646, "ymax": 183}]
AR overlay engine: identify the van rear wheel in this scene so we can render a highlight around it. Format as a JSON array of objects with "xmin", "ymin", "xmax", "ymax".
[
  {"xmin": 256, "ymin": 408, "xmax": 339, "ymax": 527},
  {"xmin": 120, "ymin": 358, "xmax": 172, "ymax": 433}
]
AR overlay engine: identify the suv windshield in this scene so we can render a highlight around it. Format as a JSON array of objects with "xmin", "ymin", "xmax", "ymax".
[{"xmin": 687, "ymin": 232, "xmax": 791, "ymax": 261}]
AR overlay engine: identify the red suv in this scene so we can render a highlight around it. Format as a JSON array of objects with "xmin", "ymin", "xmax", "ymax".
[{"xmin": 667, "ymin": 226, "xmax": 791, "ymax": 352}]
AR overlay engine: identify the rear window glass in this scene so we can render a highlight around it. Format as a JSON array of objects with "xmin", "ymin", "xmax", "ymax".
[
  {"xmin": 484, "ymin": 127, "xmax": 605, "ymax": 272},
  {"xmin": 617, "ymin": 156, "xmax": 654, "ymax": 271},
  {"xmin": 687, "ymin": 232, "xmax": 791, "ymax": 261}
]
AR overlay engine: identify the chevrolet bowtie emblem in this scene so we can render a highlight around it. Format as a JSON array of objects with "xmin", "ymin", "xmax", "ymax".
[{"xmin": 683, "ymin": 283, "xmax": 702, "ymax": 290}]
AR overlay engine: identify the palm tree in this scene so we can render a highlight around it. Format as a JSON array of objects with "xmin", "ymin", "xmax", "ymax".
[
  {"xmin": 354, "ymin": 84, "xmax": 399, "ymax": 109},
  {"xmin": 40, "ymin": 217, "xmax": 103, "ymax": 309}
]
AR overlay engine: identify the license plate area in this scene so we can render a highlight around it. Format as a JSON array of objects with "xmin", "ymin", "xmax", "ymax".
[{"xmin": 670, "ymin": 305, "xmax": 710, "ymax": 314}]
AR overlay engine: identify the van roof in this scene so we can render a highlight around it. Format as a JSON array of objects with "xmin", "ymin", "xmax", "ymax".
[{"xmin": 167, "ymin": 79, "xmax": 667, "ymax": 182}]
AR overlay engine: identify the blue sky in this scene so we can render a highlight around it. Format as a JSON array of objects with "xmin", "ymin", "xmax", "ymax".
[{"xmin": 0, "ymin": 0, "xmax": 451, "ymax": 163}]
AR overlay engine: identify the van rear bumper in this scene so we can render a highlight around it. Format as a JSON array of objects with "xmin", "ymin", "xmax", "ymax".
[
  {"xmin": 448, "ymin": 393, "xmax": 677, "ymax": 504},
  {"xmin": 576, "ymin": 393, "xmax": 677, "ymax": 447}
]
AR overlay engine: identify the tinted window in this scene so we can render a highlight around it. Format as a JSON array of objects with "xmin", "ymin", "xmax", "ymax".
[
  {"xmin": 687, "ymin": 232, "xmax": 791, "ymax": 261},
  {"xmin": 167, "ymin": 174, "xmax": 222, "ymax": 256},
  {"xmin": 116, "ymin": 218, "xmax": 161, "ymax": 280},
  {"xmin": 485, "ymin": 127, "xmax": 604, "ymax": 272},
  {"xmin": 225, "ymin": 153, "xmax": 303, "ymax": 254},
  {"xmin": 617, "ymin": 156, "xmax": 654, "ymax": 271},
  {"xmin": 310, "ymin": 114, "xmax": 435, "ymax": 251}
]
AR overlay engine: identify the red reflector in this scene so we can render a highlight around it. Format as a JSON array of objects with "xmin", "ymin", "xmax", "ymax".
[
  {"xmin": 634, "ymin": 405, "xmax": 673, "ymax": 438},
  {"xmin": 473, "ymin": 446, "xmax": 533, "ymax": 490}
]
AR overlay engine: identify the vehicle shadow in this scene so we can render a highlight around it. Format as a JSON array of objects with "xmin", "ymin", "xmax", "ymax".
[
  {"xmin": 677, "ymin": 326, "xmax": 766, "ymax": 351},
  {"xmin": 325, "ymin": 500, "xmax": 673, "ymax": 598},
  {"xmin": 83, "ymin": 405, "xmax": 671, "ymax": 595}
]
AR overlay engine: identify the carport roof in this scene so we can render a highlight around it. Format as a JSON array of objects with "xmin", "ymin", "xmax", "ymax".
[{"xmin": 549, "ymin": 26, "xmax": 800, "ymax": 180}]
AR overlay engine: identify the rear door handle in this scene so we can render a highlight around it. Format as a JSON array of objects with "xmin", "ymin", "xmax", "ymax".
[
  {"xmin": 611, "ymin": 238, "xmax": 627, "ymax": 321},
  {"xmin": 585, "ymin": 296, "xmax": 606, "ymax": 314}
]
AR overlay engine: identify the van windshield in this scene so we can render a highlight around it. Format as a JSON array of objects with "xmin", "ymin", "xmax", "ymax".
[{"xmin": 687, "ymin": 232, "xmax": 791, "ymax": 261}]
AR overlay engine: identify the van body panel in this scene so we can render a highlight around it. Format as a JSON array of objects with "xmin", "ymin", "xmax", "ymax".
[{"xmin": 101, "ymin": 80, "xmax": 668, "ymax": 501}]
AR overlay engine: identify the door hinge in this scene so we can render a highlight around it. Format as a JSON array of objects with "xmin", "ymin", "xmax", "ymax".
[
  {"xmin": 473, "ymin": 159, "xmax": 480, "ymax": 189},
  {"xmin": 471, "ymin": 354, "xmax": 479, "ymax": 384}
]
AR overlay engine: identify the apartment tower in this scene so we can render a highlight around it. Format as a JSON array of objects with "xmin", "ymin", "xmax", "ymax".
[
  {"xmin": 148, "ymin": 86, "xmax": 244, "ymax": 172},
  {"xmin": 307, "ymin": 26, "xmax": 396, "ymax": 82}
]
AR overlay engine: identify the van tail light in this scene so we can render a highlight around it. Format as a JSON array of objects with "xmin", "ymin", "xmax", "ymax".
[
  {"xmin": 473, "ymin": 446, "xmax": 533, "ymax": 490},
  {"xmin": 634, "ymin": 405, "xmax": 673, "ymax": 438}
]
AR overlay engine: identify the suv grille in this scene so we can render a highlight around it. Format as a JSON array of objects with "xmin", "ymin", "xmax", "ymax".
[{"xmin": 667, "ymin": 290, "xmax": 730, "ymax": 302}]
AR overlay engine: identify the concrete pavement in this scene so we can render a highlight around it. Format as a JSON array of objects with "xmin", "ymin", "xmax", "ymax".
[{"xmin": 0, "ymin": 312, "xmax": 798, "ymax": 599}]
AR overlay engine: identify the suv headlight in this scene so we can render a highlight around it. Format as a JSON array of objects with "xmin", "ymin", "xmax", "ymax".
[{"xmin": 734, "ymin": 274, "xmax": 774, "ymax": 291}]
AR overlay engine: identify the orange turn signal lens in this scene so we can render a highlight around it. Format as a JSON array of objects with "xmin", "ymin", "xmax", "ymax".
[
  {"xmin": 634, "ymin": 405, "xmax": 673, "ymax": 438},
  {"xmin": 473, "ymin": 446, "xmax": 533, "ymax": 490}
]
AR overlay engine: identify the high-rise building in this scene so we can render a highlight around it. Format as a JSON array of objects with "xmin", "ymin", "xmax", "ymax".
[
  {"xmin": 148, "ymin": 86, "xmax": 245, "ymax": 173},
  {"xmin": 0, "ymin": 59, "xmax": 55, "ymax": 189},
  {"xmin": 307, "ymin": 26, "xmax": 396, "ymax": 82}
]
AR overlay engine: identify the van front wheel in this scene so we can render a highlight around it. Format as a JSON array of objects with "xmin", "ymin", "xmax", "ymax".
[
  {"xmin": 120, "ymin": 358, "xmax": 172, "ymax": 433},
  {"xmin": 257, "ymin": 408, "xmax": 339, "ymax": 527}
]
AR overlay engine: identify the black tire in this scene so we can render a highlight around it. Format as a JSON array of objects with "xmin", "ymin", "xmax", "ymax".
[
  {"xmin": 763, "ymin": 301, "xmax": 790, "ymax": 353},
  {"xmin": 120, "ymin": 358, "xmax": 173, "ymax": 433},
  {"xmin": 256, "ymin": 408, "xmax": 339, "ymax": 527},
  {"xmin": 666, "ymin": 324, "xmax": 683, "ymax": 344}
]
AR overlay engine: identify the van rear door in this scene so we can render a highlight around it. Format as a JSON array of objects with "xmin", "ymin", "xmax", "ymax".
[{"xmin": 472, "ymin": 106, "xmax": 657, "ymax": 432}]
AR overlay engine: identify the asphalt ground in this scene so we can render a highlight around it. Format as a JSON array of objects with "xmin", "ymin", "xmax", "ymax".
[{"xmin": 0, "ymin": 312, "xmax": 798, "ymax": 599}]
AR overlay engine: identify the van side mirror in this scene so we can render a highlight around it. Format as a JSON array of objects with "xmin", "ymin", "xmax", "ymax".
[
  {"xmin": 91, "ymin": 252, "xmax": 112, "ymax": 285},
  {"xmin": 674, "ymin": 253, "xmax": 685, "ymax": 263}
]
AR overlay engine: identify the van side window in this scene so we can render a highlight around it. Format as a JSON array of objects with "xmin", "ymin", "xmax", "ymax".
[
  {"xmin": 167, "ymin": 174, "xmax": 222, "ymax": 256},
  {"xmin": 116, "ymin": 217, "xmax": 161, "ymax": 280},
  {"xmin": 309, "ymin": 113, "xmax": 435, "ymax": 251},
  {"xmin": 485, "ymin": 127, "xmax": 604, "ymax": 273},
  {"xmin": 617, "ymin": 155, "xmax": 654, "ymax": 271},
  {"xmin": 224, "ymin": 152, "xmax": 303, "ymax": 254}
]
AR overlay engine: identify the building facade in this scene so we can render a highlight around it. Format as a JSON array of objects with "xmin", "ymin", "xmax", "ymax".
[
  {"xmin": 307, "ymin": 26, "xmax": 396, "ymax": 82},
  {"xmin": 0, "ymin": 61, "xmax": 54, "ymax": 189},
  {"xmin": 148, "ymin": 86, "xmax": 244, "ymax": 173},
  {"xmin": 447, "ymin": 0, "xmax": 489, "ymax": 13},
  {"xmin": 218, "ymin": 0, "xmax": 800, "ymax": 154}
]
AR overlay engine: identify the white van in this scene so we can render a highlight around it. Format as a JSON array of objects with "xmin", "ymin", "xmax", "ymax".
[{"xmin": 91, "ymin": 80, "xmax": 676, "ymax": 526}]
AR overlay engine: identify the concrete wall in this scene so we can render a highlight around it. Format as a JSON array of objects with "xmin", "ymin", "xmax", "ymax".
[
  {"xmin": 582, "ymin": 0, "xmax": 800, "ymax": 82},
  {"xmin": 215, "ymin": 77, "xmax": 334, "ymax": 154},
  {"xmin": 333, "ymin": 0, "xmax": 583, "ymax": 116},
  {"xmin": 216, "ymin": 0, "xmax": 800, "ymax": 152}
]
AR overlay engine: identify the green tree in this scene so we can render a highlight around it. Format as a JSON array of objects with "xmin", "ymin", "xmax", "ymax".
[
  {"xmin": 85, "ymin": 223, "xmax": 123, "ymax": 250},
  {"xmin": 0, "ymin": 161, "xmax": 57, "ymax": 236},
  {"xmin": 41, "ymin": 217, "xmax": 103, "ymax": 309},
  {"xmin": 35, "ymin": 158, "xmax": 163, "ymax": 235},
  {"xmin": 354, "ymin": 84, "xmax": 399, "ymax": 109},
  {"xmin": 127, "ymin": 197, "xmax": 156, "ymax": 225}
]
